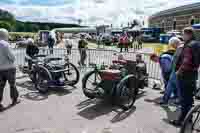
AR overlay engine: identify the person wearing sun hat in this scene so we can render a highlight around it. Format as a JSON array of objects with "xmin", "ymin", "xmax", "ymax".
[
  {"xmin": 150, "ymin": 39, "xmax": 177, "ymax": 92},
  {"xmin": 158, "ymin": 37, "xmax": 182, "ymax": 106}
]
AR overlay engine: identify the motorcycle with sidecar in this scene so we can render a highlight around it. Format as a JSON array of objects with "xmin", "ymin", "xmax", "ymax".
[{"xmin": 19, "ymin": 53, "xmax": 80, "ymax": 93}]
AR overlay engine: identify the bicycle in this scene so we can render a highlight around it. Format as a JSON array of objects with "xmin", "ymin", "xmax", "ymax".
[{"xmin": 180, "ymin": 104, "xmax": 200, "ymax": 133}]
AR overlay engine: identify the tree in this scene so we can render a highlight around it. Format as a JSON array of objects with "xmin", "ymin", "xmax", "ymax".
[
  {"xmin": 25, "ymin": 24, "xmax": 34, "ymax": 32},
  {"xmin": 131, "ymin": 19, "xmax": 140, "ymax": 28},
  {"xmin": 15, "ymin": 22, "xmax": 25, "ymax": 32},
  {"xmin": 0, "ymin": 9, "xmax": 16, "ymax": 26},
  {"xmin": 44, "ymin": 25, "xmax": 50, "ymax": 30},
  {"xmin": 0, "ymin": 21, "xmax": 12, "ymax": 31},
  {"xmin": 32, "ymin": 24, "xmax": 39, "ymax": 32}
]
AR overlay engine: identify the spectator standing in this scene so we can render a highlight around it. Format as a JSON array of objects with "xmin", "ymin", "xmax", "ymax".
[
  {"xmin": 138, "ymin": 32, "xmax": 143, "ymax": 49},
  {"xmin": 25, "ymin": 38, "xmax": 39, "ymax": 70},
  {"xmin": 136, "ymin": 54, "xmax": 148, "ymax": 93},
  {"xmin": 119, "ymin": 35, "xmax": 124, "ymax": 52},
  {"xmin": 0, "ymin": 29, "xmax": 19, "ymax": 111},
  {"xmin": 48, "ymin": 34, "xmax": 55, "ymax": 54},
  {"xmin": 129, "ymin": 35, "xmax": 134, "ymax": 48},
  {"xmin": 150, "ymin": 45, "xmax": 176, "ymax": 92},
  {"xmin": 123, "ymin": 34, "xmax": 129, "ymax": 52},
  {"xmin": 170, "ymin": 27, "xmax": 200, "ymax": 126},
  {"xmin": 65, "ymin": 38, "xmax": 72, "ymax": 55},
  {"xmin": 158, "ymin": 37, "xmax": 182, "ymax": 106},
  {"xmin": 78, "ymin": 35, "xmax": 88, "ymax": 66}
]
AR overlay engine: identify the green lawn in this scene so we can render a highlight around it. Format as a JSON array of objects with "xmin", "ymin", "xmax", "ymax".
[
  {"xmin": 143, "ymin": 43, "xmax": 167, "ymax": 48},
  {"xmin": 88, "ymin": 42, "xmax": 168, "ymax": 51}
]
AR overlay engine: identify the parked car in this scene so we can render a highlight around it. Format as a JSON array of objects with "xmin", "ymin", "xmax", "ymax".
[
  {"xmin": 167, "ymin": 30, "xmax": 182, "ymax": 37},
  {"xmin": 141, "ymin": 28, "xmax": 164, "ymax": 42},
  {"xmin": 160, "ymin": 30, "xmax": 183, "ymax": 44}
]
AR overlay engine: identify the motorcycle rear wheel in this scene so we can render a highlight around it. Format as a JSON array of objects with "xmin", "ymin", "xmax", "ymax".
[
  {"xmin": 116, "ymin": 77, "xmax": 136, "ymax": 111},
  {"xmin": 64, "ymin": 63, "xmax": 80, "ymax": 86}
]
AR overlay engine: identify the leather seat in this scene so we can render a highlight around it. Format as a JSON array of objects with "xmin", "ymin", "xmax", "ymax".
[
  {"xmin": 112, "ymin": 60, "xmax": 127, "ymax": 65},
  {"xmin": 100, "ymin": 69, "xmax": 121, "ymax": 80}
]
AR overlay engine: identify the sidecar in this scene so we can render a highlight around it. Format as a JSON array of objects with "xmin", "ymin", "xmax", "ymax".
[{"xmin": 34, "ymin": 57, "xmax": 80, "ymax": 93}]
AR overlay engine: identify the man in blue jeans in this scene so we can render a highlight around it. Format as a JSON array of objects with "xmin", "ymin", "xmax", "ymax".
[
  {"xmin": 159, "ymin": 37, "xmax": 182, "ymax": 105},
  {"xmin": 150, "ymin": 46, "xmax": 175, "ymax": 92}
]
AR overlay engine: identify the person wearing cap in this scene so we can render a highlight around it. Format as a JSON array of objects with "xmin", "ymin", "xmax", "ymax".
[
  {"xmin": 150, "ymin": 42, "xmax": 176, "ymax": 92},
  {"xmin": 158, "ymin": 37, "xmax": 182, "ymax": 106},
  {"xmin": 0, "ymin": 28, "xmax": 19, "ymax": 110},
  {"xmin": 170, "ymin": 27, "xmax": 200, "ymax": 126}
]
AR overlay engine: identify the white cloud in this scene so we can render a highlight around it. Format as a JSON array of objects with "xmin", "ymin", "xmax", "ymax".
[{"xmin": 1, "ymin": 0, "xmax": 200, "ymax": 27}]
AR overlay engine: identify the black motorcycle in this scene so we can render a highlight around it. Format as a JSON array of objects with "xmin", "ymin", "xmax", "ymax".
[{"xmin": 20, "ymin": 54, "xmax": 80, "ymax": 93}]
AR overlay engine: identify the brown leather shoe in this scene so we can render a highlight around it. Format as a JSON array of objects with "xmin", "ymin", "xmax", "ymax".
[{"xmin": 0, "ymin": 104, "xmax": 4, "ymax": 112}]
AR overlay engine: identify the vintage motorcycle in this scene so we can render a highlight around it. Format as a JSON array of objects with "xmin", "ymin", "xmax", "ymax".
[
  {"xmin": 82, "ymin": 59, "xmax": 148, "ymax": 110},
  {"xmin": 19, "ymin": 54, "xmax": 80, "ymax": 93}
]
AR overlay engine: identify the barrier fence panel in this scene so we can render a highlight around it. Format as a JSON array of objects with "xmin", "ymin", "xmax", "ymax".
[{"xmin": 13, "ymin": 48, "xmax": 162, "ymax": 80}]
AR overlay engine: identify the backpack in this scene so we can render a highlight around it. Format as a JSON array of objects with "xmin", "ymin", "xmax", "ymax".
[
  {"xmin": 159, "ymin": 51, "xmax": 174, "ymax": 73},
  {"xmin": 189, "ymin": 41, "xmax": 200, "ymax": 99}
]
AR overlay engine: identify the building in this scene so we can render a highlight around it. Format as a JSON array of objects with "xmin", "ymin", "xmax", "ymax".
[
  {"xmin": 96, "ymin": 25, "xmax": 110, "ymax": 35},
  {"xmin": 149, "ymin": 2, "xmax": 200, "ymax": 32}
]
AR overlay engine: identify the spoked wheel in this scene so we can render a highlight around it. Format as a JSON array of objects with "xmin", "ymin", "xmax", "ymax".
[
  {"xmin": 64, "ymin": 63, "xmax": 80, "ymax": 86},
  {"xmin": 116, "ymin": 77, "xmax": 136, "ymax": 111},
  {"xmin": 35, "ymin": 71, "xmax": 50, "ymax": 94},
  {"xmin": 180, "ymin": 105, "xmax": 200, "ymax": 133},
  {"xmin": 82, "ymin": 71, "xmax": 102, "ymax": 99}
]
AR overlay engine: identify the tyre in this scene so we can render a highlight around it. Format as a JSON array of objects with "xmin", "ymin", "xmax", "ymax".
[
  {"xmin": 35, "ymin": 69, "xmax": 50, "ymax": 94},
  {"xmin": 116, "ymin": 76, "xmax": 137, "ymax": 111},
  {"xmin": 64, "ymin": 63, "xmax": 80, "ymax": 86},
  {"xmin": 180, "ymin": 104, "xmax": 200, "ymax": 133},
  {"xmin": 29, "ymin": 70, "xmax": 36, "ymax": 83},
  {"xmin": 82, "ymin": 71, "xmax": 102, "ymax": 99}
]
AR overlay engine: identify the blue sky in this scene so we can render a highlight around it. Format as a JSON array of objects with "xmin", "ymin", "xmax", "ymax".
[{"xmin": 0, "ymin": 0, "xmax": 200, "ymax": 26}]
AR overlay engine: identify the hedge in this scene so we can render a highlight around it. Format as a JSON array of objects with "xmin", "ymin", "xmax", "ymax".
[{"xmin": 9, "ymin": 32, "xmax": 37, "ymax": 42}]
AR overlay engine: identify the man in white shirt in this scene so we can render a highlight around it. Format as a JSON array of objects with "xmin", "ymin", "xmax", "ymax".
[{"xmin": 0, "ymin": 29, "xmax": 19, "ymax": 110}]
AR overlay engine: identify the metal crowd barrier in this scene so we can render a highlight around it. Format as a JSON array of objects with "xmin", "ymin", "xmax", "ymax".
[{"xmin": 13, "ymin": 48, "xmax": 162, "ymax": 80}]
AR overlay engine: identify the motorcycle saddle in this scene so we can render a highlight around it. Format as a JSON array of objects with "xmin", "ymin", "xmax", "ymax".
[{"xmin": 100, "ymin": 70, "xmax": 121, "ymax": 80}]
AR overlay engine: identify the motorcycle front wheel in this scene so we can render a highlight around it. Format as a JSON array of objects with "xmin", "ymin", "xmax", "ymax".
[
  {"xmin": 35, "ymin": 71, "xmax": 50, "ymax": 94},
  {"xmin": 82, "ymin": 71, "xmax": 102, "ymax": 99},
  {"xmin": 64, "ymin": 63, "xmax": 80, "ymax": 86}
]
